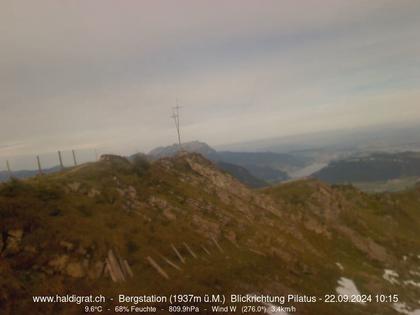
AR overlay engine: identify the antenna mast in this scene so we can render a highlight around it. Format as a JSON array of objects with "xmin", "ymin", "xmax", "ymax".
[{"xmin": 171, "ymin": 99, "xmax": 182, "ymax": 149}]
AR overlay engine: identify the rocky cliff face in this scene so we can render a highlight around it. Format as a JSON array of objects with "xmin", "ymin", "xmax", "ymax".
[{"xmin": 0, "ymin": 153, "xmax": 419, "ymax": 314}]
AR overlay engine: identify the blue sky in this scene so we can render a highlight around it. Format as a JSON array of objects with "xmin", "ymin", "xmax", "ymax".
[{"xmin": 0, "ymin": 0, "xmax": 420, "ymax": 169}]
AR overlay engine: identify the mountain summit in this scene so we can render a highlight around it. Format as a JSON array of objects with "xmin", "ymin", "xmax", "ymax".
[
  {"xmin": 148, "ymin": 141, "xmax": 268, "ymax": 187},
  {"xmin": 148, "ymin": 141, "xmax": 291, "ymax": 186},
  {"xmin": 148, "ymin": 141, "xmax": 218, "ymax": 159}
]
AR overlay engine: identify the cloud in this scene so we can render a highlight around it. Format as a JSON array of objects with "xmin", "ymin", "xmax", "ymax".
[{"xmin": 0, "ymin": 0, "xmax": 420, "ymax": 168}]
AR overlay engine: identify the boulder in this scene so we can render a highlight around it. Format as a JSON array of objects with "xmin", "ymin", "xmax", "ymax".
[
  {"xmin": 68, "ymin": 182, "xmax": 81, "ymax": 192},
  {"xmin": 48, "ymin": 255, "xmax": 70, "ymax": 272},
  {"xmin": 59, "ymin": 241, "xmax": 75, "ymax": 251},
  {"xmin": 66, "ymin": 262, "xmax": 85, "ymax": 278},
  {"xmin": 88, "ymin": 188, "xmax": 101, "ymax": 198},
  {"xmin": 163, "ymin": 209, "xmax": 176, "ymax": 221},
  {"xmin": 149, "ymin": 196, "xmax": 169, "ymax": 209},
  {"xmin": 3, "ymin": 229, "xmax": 23, "ymax": 255},
  {"xmin": 224, "ymin": 230, "xmax": 238, "ymax": 245},
  {"xmin": 127, "ymin": 186, "xmax": 137, "ymax": 199}
]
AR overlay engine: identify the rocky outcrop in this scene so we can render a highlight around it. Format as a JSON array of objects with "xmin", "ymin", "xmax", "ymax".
[
  {"xmin": 45, "ymin": 245, "xmax": 129, "ymax": 281},
  {"xmin": 100, "ymin": 154, "xmax": 129, "ymax": 163},
  {"xmin": 117, "ymin": 185, "xmax": 141, "ymax": 212},
  {"xmin": 336, "ymin": 226, "xmax": 392, "ymax": 263}
]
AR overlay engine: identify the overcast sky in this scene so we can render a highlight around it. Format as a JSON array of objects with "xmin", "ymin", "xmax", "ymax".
[{"xmin": 1, "ymin": 0, "xmax": 420, "ymax": 169}]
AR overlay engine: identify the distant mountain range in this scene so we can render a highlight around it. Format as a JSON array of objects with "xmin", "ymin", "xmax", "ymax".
[
  {"xmin": 6, "ymin": 141, "xmax": 420, "ymax": 192},
  {"xmin": 312, "ymin": 151, "xmax": 420, "ymax": 184},
  {"xmin": 111, "ymin": 140, "xmax": 420, "ymax": 190},
  {"xmin": 216, "ymin": 123, "xmax": 420, "ymax": 154},
  {"xmin": 148, "ymin": 141, "xmax": 305, "ymax": 187},
  {"xmin": 0, "ymin": 166, "xmax": 61, "ymax": 183}
]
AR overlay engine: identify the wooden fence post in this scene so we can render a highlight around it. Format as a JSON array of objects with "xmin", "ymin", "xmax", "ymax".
[
  {"xmin": 36, "ymin": 155, "xmax": 43, "ymax": 175},
  {"xmin": 6, "ymin": 160, "xmax": 12, "ymax": 179},
  {"xmin": 58, "ymin": 151, "xmax": 64, "ymax": 170},
  {"xmin": 72, "ymin": 150, "xmax": 77, "ymax": 166}
]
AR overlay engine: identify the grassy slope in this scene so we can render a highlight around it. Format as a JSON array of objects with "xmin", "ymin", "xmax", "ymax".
[
  {"xmin": 352, "ymin": 177, "xmax": 420, "ymax": 193},
  {"xmin": 263, "ymin": 180, "xmax": 420, "ymax": 314},
  {"xmin": 0, "ymin": 154, "xmax": 419, "ymax": 314}
]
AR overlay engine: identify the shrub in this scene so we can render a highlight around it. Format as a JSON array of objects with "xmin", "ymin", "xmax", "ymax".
[
  {"xmin": 0, "ymin": 178, "xmax": 31, "ymax": 197},
  {"xmin": 131, "ymin": 154, "xmax": 150, "ymax": 176}
]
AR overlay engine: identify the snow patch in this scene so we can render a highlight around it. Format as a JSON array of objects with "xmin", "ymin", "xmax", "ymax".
[
  {"xmin": 336, "ymin": 262, "xmax": 344, "ymax": 271},
  {"xmin": 383, "ymin": 269, "xmax": 400, "ymax": 285},
  {"xmin": 335, "ymin": 277, "xmax": 365, "ymax": 304},
  {"xmin": 410, "ymin": 270, "xmax": 420, "ymax": 277},
  {"xmin": 404, "ymin": 280, "xmax": 420, "ymax": 288},
  {"xmin": 393, "ymin": 302, "xmax": 420, "ymax": 315}
]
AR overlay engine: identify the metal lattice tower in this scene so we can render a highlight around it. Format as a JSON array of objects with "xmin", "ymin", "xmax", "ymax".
[{"xmin": 171, "ymin": 100, "xmax": 182, "ymax": 149}]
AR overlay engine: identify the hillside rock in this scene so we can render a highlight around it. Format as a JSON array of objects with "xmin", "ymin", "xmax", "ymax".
[
  {"xmin": 59, "ymin": 241, "xmax": 75, "ymax": 251},
  {"xmin": 2, "ymin": 229, "xmax": 23, "ymax": 256},
  {"xmin": 48, "ymin": 255, "xmax": 70, "ymax": 272},
  {"xmin": 67, "ymin": 182, "xmax": 81, "ymax": 193},
  {"xmin": 99, "ymin": 154, "xmax": 129, "ymax": 163},
  {"xmin": 66, "ymin": 262, "xmax": 85, "ymax": 278},
  {"xmin": 88, "ymin": 188, "xmax": 100, "ymax": 198}
]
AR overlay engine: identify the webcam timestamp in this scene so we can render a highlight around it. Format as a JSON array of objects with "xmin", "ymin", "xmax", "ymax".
[{"xmin": 323, "ymin": 294, "xmax": 399, "ymax": 303}]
